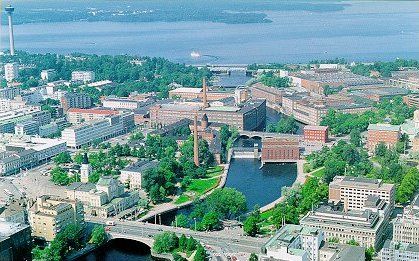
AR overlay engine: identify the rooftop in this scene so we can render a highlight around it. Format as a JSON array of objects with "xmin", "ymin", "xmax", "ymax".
[
  {"xmin": 169, "ymin": 87, "xmax": 202, "ymax": 94},
  {"xmin": 122, "ymin": 160, "xmax": 158, "ymax": 173},
  {"xmin": 0, "ymin": 222, "xmax": 28, "ymax": 237},
  {"xmin": 368, "ymin": 123, "xmax": 400, "ymax": 132}
]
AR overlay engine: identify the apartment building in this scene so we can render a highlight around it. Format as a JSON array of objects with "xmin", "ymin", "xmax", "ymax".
[
  {"xmin": 300, "ymin": 195, "xmax": 391, "ymax": 249},
  {"xmin": 0, "ymin": 96, "xmax": 27, "ymax": 112},
  {"xmin": 40, "ymin": 69, "xmax": 56, "ymax": 82},
  {"xmin": 393, "ymin": 195, "xmax": 419, "ymax": 245},
  {"xmin": 71, "ymin": 71, "xmax": 95, "ymax": 82},
  {"xmin": 367, "ymin": 124, "xmax": 401, "ymax": 152},
  {"xmin": 14, "ymin": 121, "xmax": 39, "ymax": 136},
  {"xmin": 102, "ymin": 97, "xmax": 145, "ymax": 110},
  {"xmin": 28, "ymin": 195, "xmax": 84, "ymax": 241},
  {"xmin": 4, "ymin": 63, "xmax": 19, "ymax": 82},
  {"xmin": 60, "ymin": 92, "xmax": 93, "ymax": 112},
  {"xmin": 0, "ymin": 86, "xmax": 20, "ymax": 100},
  {"xmin": 329, "ymin": 176, "xmax": 395, "ymax": 210},
  {"xmin": 251, "ymin": 83, "xmax": 284, "ymax": 104}
]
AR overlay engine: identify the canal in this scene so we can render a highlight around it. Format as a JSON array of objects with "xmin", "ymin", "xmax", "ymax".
[{"xmin": 76, "ymin": 239, "xmax": 152, "ymax": 261}]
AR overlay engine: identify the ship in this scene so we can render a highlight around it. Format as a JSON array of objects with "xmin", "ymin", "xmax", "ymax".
[{"xmin": 190, "ymin": 51, "xmax": 201, "ymax": 58}]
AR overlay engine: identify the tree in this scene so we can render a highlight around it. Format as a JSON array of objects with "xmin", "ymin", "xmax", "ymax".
[
  {"xmin": 347, "ymin": 239, "xmax": 360, "ymax": 246},
  {"xmin": 173, "ymin": 214, "xmax": 189, "ymax": 228},
  {"xmin": 50, "ymin": 166, "xmax": 71, "ymax": 186},
  {"xmin": 396, "ymin": 168, "xmax": 419, "ymax": 204},
  {"xmin": 249, "ymin": 253, "xmax": 258, "ymax": 261},
  {"xmin": 153, "ymin": 232, "xmax": 179, "ymax": 254},
  {"xmin": 173, "ymin": 253, "xmax": 187, "ymax": 261},
  {"xmin": 53, "ymin": 152, "xmax": 72, "ymax": 164},
  {"xmin": 243, "ymin": 215, "xmax": 259, "ymax": 237},
  {"xmin": 89, "ymin": 225, "xmax": 107, "ymax": 246},
  {"xmin": 186, "ymin": 237, "xmax": 198, "ymax": 252},
  {"xmin": 178, "ymin": 234, "xmax": 188, "ymax": 252},
  {"xmin": 194, "ymin": 244, "xmax": 206, "ymax": 261},
  {"xmin": 349, "ymin": 128, "xmax": 361, "ymax": 147},
  {"xmin": 199, "ymin": 211, "xmax": 220, "ymax": 231},
  {"xmin": 268, "ymin": 116, "xmax": 299, "ymax": 134},
  {"xmin": 365, "ymin": 246, "xmax": 375, "ymax": 261},
  {"xmin": 375, "ymin": 143, "xmax": 388, "ymax": 157}
]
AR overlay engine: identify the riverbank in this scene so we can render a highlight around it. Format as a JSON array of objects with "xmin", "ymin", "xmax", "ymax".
[
  {"xmin": 259, "ymin": 160, "xmax": 307, "ymax": 213},
  {"xmin": 139, "ymin": 164, "xmax": 229, "ymax": 222}
]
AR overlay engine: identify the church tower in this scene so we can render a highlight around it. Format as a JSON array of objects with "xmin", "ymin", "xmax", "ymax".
[{"xmin": 80, "ymin": 153, "xmax": 92, "ymax": 183}]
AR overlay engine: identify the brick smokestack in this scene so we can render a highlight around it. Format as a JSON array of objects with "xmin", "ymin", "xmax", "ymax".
[
  {"xmin": 193, "ymin": 114, "xmax": 199, "ymax": 166},
  {"xmin": 202, "ymin": 78, "xmax": 209, "ymax": 108}
]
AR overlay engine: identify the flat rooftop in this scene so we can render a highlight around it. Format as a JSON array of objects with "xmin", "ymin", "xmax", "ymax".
[{"xmin": 368, "ymin": 123, "xmax": 400, "ymax": 132}]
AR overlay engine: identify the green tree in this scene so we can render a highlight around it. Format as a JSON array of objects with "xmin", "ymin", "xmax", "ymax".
[
  {"xmin": 153, "ymin": 232, "xmax": 179, "ymax": 254},
  {"xmin": 53, "ymin": 152, "xmax": 73, "ymax": 164},
  {"xmin": 346, "ymin": 239, "xmax": 360, "ymax": 246},
  {"xmin": 186, "ymin": 237, "xmax": 197, "ymax": 252},
  {"xmin": 173, "ymin": 214, "xmax": 189, "ymax": 228},
  {"xmin": 365, "ymin": 246, "xmax": 375, "ymax": 261},
  {"xmin": 199, "ymin": 211, "xmax": 220, "ymax": 231},
  {"xmin": 249, "ymin": 253, "xmax": 258, "ymax": 261},
  {"xmin": 268, "ymin": 116, "xmax": 299, "ymax": 134},
  {"xmin": 375, "ymin": 143, "xmax": 388, "ymax": 157},
  {"xmin": 89, "ymin": 225, "xmax": 107, "ymax": 246},
  {"xmin": 396, "ymin": 168, "xmax": 419, "ymax": 204},
  {"xmin": 349, "ymin": 128, "xmax": 361, "ymax": 147},
  {"xmin": 178, "ymin": 234, "xmax": 188, "ymax": 252},
  {"xmin": 173, "ymin": 253, "xmax": 187, "ymax": 261},
  {"xmin": 243, "ymin": 215, "xmax": 259, "ymax": 237},
  {"xmin": 194, "ymin": 244, "xmax": 206, "ymax": 261},
  {"xmin": 50, "ymin": 166, "xmax": 71, "ymax": 186}
]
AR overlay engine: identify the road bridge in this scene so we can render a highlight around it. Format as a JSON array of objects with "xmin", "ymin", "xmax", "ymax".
[{"xmin": 90, "ymin": 218, "xmax": 264, "ymax": 254}]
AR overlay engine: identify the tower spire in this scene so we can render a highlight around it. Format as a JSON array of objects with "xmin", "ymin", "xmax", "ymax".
[
  {"xmin": 193, "ymin": 114, "xmax": 199, "ymax": 166},
  {"xmin": 5, "ymin": 4, "xmax": 15, "ymax": 56}
]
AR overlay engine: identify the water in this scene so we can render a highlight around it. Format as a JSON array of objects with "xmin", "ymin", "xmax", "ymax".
[
  {"xmin": 1, "ymin": 1, "xmax": 418, "ymax": 64},
  {"xmin": 76, "ymin": 239, "xmax": 152, "ymax": 261}
]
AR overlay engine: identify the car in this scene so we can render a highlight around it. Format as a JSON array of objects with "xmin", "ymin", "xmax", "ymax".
[{"xmin": 106, "ymin": 221, "xmax": 116, "ymax": 226}]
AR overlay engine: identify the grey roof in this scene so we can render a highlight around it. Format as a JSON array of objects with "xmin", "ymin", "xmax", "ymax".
[
  {"xmin": 122, "ymin": 160, "xmax": 158, "ymax": 173},
  {"xmin": 368, "ymin": 123, "xmax": 400, "ymax": 132},
  {"xmin": 67, "ymin": 182, "xmax": 95, "ymax": 192}
]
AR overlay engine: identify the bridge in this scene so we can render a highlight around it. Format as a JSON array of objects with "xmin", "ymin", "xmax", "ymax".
[
  {"xmin": 89, "ymin": 217, "xmax": 264, "ymax": 254},
  {"xmin": 238, "ymin": 131, "xmax": 303, "ymax": 140},
  {"xmin": 194, "ymin": 64, "xmax": 250, "ymax": 74}
]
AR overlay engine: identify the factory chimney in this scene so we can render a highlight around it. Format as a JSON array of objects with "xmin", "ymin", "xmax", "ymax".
[
  {"xmin": 193, "ymin": 114, "xmax": 199, "ymax": 166},
  {"xmin": 202, "ymin": 78, "xmax": 209, "ymax": 108}
]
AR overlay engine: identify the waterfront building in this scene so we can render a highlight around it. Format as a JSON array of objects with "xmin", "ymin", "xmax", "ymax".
[
  {"xmin": 329, "ymin": 176, "xmax": 395, "ymax": 210},
  {"xmin": 393, "ymin": 195, "xmax": 419, "ymax": 245},
  {"xmin": 381, "ymin": 240, "xmax": 419, "ymax": 261},
  {"xmin": 261, "ymin": 137, "xmax": 300, "ymax": 163},
  {"xmin": 168, "ymin": 87, "xmax": 235, "ymax": 101},
  {"xmin": 304, "ymin": 125, "xmax": 328, "ymax": 143},
  {"xmin": 300, "ymin": 195, "xmax": 391, "ymax": 249},
  {"xmin": 367, "ymin": 123, "xmax": 401, "ymax": 152},
  {"xmin": 251, "ymin": 82, "xmax": 284, "ymax": 104},
  {"xmin": 262, "ymin": 224, "xmax": 324, "ymax": 261},
  {"xmin": 0, "ymin": 86, "xmax": 20, "ymax": 100},
  {"xmin": 61, "ymin": 113, "xmax": 134, "ymax": 149},
  {"xmin": 4, "ymin": 63, "xmax": 19, "ymax": 82},
  {"xmin": 71, "ymin": 71, "xmax": 95, "ymax": 83},
  {"xmin": 0, "ymin": 221, "xmax": 31, "ymax": 261},
  {"xmin": 28, "ymin": 195, "xmax": 84, "ymax": 241},
  {"xmin": 66, "ymin": 176, "xmax": 139, "ymax": 218},
  {"xmin": 67, "ymin": 108, "xmax": 119, "ymax": 124},
  {"xmin": 119, "ymin": 160, "xmax": 158, "ymax": 189},
  {"xmin": 40, "ymin": 69, "xmax": 56, "ymax": 82}
]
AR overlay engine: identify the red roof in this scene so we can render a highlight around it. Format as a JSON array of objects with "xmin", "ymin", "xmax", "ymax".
[{"xmin": 67, "ymin": 108, "xmax": 119, "ymax": 115}]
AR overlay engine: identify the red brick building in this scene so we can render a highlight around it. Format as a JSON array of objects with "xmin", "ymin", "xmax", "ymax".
[
  {"xmin": 367, "ymin": 124, "xmax": 401, "ymax": 152},
  {"xmin": 261, "ymin": 137, "xmax": 300, "ymax": 163},
  {"xmin": 304, "ymin": 125, "xmax": 329, "ymax": 143}
]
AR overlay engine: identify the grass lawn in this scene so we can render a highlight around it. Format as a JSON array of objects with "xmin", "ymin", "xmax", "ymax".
[
  {"xmin": 175, "ymin": 176, "xmax": 220, "ymax": 205},
  {"xmin": 206, "ymin": 166, "xmax": 224, "ymax": 178},
  {"xmin": 311, "ymin": 167, "xmax": 325, "ymax": 178}
]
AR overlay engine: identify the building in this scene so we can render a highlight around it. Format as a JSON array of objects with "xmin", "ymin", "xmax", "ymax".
[
  {"xmin": 318, "ymin": 243, "xmax": 365, "ymax": 261},
  {"xmin": 300, "ymin": 195, "xmax": 391, "ymax": 249},
  {"xmin": 102, "ymin": 96, "xmax": 154, "ymax": 111},
  {"xmin": 119, "ymin": 160, "xmax": 158, "ymax": 189},
  {"xmin": 251, "ymin": 82, "xmax": 284, "ymax": 104},
  {"xmin": 66, "ymin": 176, "xmax": 139, "ymax": 218},
  {"xmin": 329, "ymin": 176, "xmax": 395, "ymax": 210},
  {"xmin": 261, "ymin": 137, "xmax": 300, "ymax": 164},
  {"xmin": 61, "ymin": 92, "xmax": 93, "ymax": 112},
  {"xmin": 61, "ymin": 113, "xmax": 134, "ymax": 149},
  {"xmin": 0, "ymin": 199, "xmax": 26, "ymax": 224},
  {"xmin": 14, "ymin": 121, "xmax": 39, "ymax": 136},
  {"xmin": 262, "ymin": 224, "xmax": 324, "ymax": 261},
  {"xmin": 168, "ymin": 87, "xmax": 235, "ymax": 101},
  {"xmin": 0, "ymin": 222, "xmax": 31, "ymax": 261},
  {"xmin": 71, "ymin": 71, "xmax": 95, "ymax": 83},
  {"xmin": 4, "ymin": 63, "xmax": 18, "ymax": 82},
  {"xmin": 381, "ymin": 240, "xmax": 419, "ymax": 261},
  {"xmin": 0, "ymin": 86, "xmax": 20, "ymax": 100},
  {"xmin": 367, "ymin": 124, "xmax": 401, "ymax": 152},
  {"xmin": 87, "ymin": 80, "xmax": 115, "ymax": 91},
  {"xmin": 304, "ymin": 125, "xmax": 328, "ymax": 143},
  {"xmin": 67, "ymin": 108, "xmax": 119, "ymax": 124},
  {"xmin": 403, "ymin": 94, "xmax": 419, "ymax": 108},
  {"xmin": 38, "ymin": 122, "xmax": 59, "ymax": 138},
  {"xmin": 393, "ymin": 195, "xmax": 419, "ymax": 245},
  {"xmin": 40, "ymin": 69, "xmax": 56, "ymax": 82},
  {"xmin": 28, "ymin": 195, "xmax": 84, "ymax": 241}
]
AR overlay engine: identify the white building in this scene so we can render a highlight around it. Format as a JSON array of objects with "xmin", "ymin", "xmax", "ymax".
[
  {"xmin": 262, "ymin": 224, "xmax": 324, "ymax": 261},
  {"xmin": 4, "ymin": 63, "xmax": 19, "ymax": 82},
  {"xmin": 102, "ymin": 97, "xmax": 144, "ymax": 110},
  {"xmin": 119, "ymin": 160, "xmax": 158, "ymax": 189},
  {"xmin": 393, "ymin": 195, "xmax": 419, "ymax": 245},
  {"xmin": 0, "ymin": 96, "xmax": 27, "ymax": 112},
  {"xmin": 40, "ymin": 69, "xmax": 56, "ymax": 82},
  {"xmin": 381, "ymin": 240, "xmax": 419, "ymax": 261},
  {"xmin": 71, "ymin": 71, "xmax": 95, "ymax": 83},
  {"xmin": 0, "ymin": 86, "xmax": 20, "ymax": 100}
]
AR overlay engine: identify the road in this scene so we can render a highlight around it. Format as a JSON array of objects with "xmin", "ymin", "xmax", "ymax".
[{"xmin": 89, "ymin": 217, "xmax": 265, "ymax": 254}]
